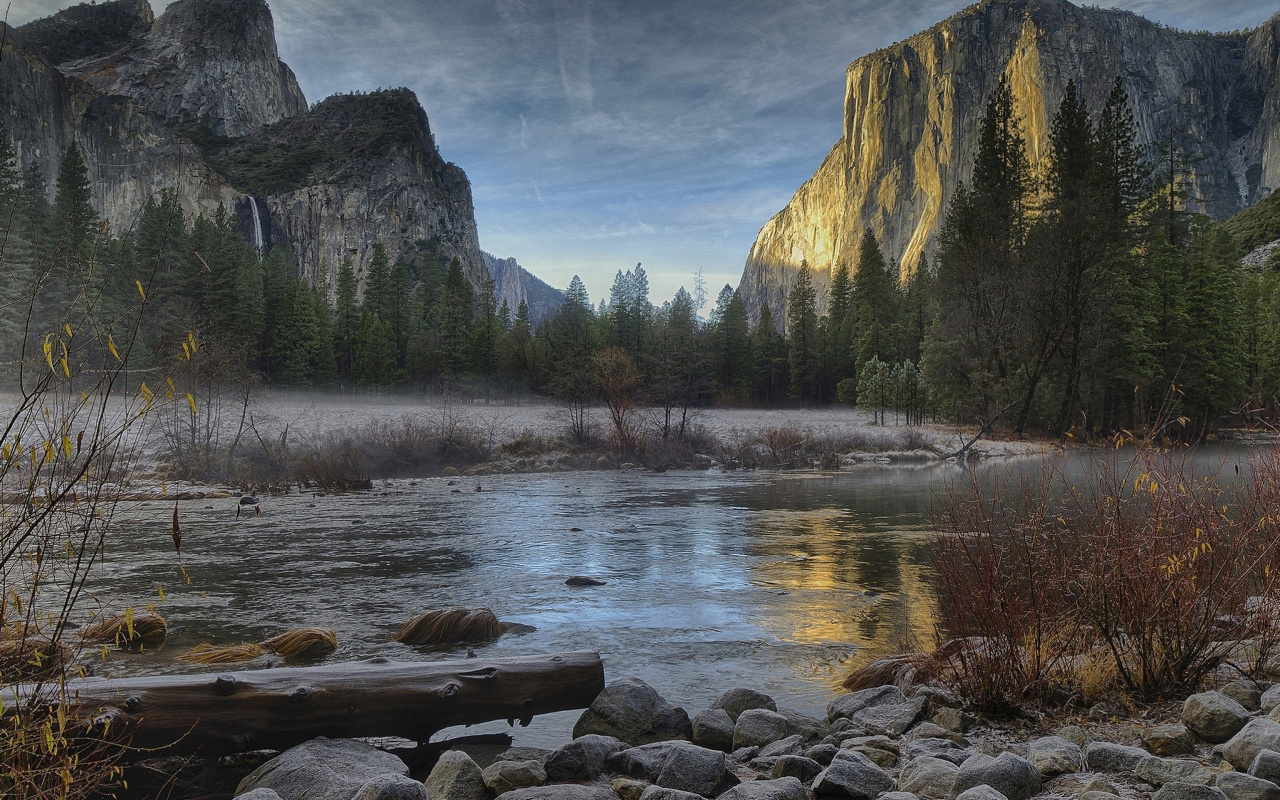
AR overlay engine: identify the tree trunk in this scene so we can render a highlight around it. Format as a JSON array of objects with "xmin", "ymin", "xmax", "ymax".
[{"xmin": 7, "ymin": 651, "xmax": 604, "ymax": 759}]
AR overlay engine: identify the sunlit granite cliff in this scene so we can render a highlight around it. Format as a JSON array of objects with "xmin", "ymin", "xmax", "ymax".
[{"xmin": 739, "ymin": 0, "xmax": 1280, "ymax": 323}]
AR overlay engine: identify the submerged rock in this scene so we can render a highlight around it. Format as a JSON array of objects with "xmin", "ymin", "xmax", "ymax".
[{"xmin": 566, "ymin": 576, "xmax": 607, "ymax": 586}]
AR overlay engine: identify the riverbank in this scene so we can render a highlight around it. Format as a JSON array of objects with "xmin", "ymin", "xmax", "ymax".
[{"xmin": 144, "ymin": 663, "xmax": 1280, "ymax": 800}]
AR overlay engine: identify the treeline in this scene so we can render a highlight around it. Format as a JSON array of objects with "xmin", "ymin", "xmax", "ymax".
[{"xmin": 2, "ymin": 75, "xmax": 1277, "ymax": 438}]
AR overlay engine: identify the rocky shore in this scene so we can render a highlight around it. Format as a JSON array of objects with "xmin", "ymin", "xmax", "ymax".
[{"xmin": 219, "ymin": 673, "xmax": 1280, "ymax": 800}]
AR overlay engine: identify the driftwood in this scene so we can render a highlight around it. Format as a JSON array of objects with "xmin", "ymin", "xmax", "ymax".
[{"xmin": 4, "ymin": 651, "xmax": 604, "ymax": 758}]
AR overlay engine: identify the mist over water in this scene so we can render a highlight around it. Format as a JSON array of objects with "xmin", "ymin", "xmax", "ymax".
[{"xmin": 86, "ymin": 443, "xmax": 1259, "ymax": 746}]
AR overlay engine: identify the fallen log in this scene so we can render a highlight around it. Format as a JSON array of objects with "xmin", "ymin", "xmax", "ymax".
[{"xmin": 3, "ymin": 650, "xmax": 604, "ymax": 759}]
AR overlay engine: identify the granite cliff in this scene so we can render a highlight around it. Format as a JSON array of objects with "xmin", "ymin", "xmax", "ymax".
[
  {"xmin": 6, "ymin": 0, "xmax": 490, "ymax": 296},
  {"xmin": 740, "ymin": 0, "xmax": 1280, "ymax": 323},
  {"xmin": 483, "ymin": 252, "xmax": 566, "ymax": 325}
]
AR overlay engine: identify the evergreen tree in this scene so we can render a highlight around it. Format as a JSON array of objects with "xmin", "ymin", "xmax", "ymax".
[
  {"xmin": 333, "ymin": 258, "xmax": 359, "ymax": 383},
  {"xmin": 787, "ymin": 266, "xmax": 820, "ymax": 402},
  {"xmin": 850, "ymin": 231, "xmax": 898, "ymax": 371},
  {"xmin": 438, "ymin": 257, "xmax": 473, "ymax": 388}
]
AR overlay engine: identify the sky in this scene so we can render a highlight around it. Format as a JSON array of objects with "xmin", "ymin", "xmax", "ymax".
[{"xmin": 10, "ymin": 0, "xmax": 1280, "ymax": 306}]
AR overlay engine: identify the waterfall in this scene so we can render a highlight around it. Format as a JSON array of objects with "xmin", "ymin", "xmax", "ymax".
[{"xmin": 249, "ymin": 197, "xmax": 264, "ymax": 251}]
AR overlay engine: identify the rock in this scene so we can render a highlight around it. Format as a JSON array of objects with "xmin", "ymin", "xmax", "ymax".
[
  {"xmin": 882, "ymin": 794, "xmax": 923, "ymax": 800},
  {"xmin": 734, "ymin": 709, "xmax": 791, "ymax": 750},
  {"xmin": 749, "ymin": 756, "xmax": 781, "ymax": 773},
  {"xmin": 235, "ymin": 738, "xmax": 409, "ymax": 800},
  {"xmin": 1058, "ymin": 726, "xmax": 1093, "ymax": 749},
  {"xmin": 1225, "ymin": 720, "xmax": 1280, "ymax": 769},
  {"xmin": 1086, "ymin": 741, "xmax": 1151, "ymax": 772},
  {"xmin": 1081, "ymin": 793, "xmax": 1122, "ymax": 800},
  {"xmin": 827, "ymin": 685, "xmax": 907, "ymax": 723},
  {"xmin": 1145, "ymin": 725, "xmax": 1197, "ymax": 757},
  {"xmin": 236, "ymin": 792, "xmax": 284, "ymax": 800},
  {"xmin": 1263, "ymin": 687, "xmax": 1280, "ymax": 715},
  {"xmin": 717, "ymin": 777, "xmax": 808, "ymax": 800},
  {"xmin": 1251, "ymin": 750, "xmax": 1280, "ymax": 784},
  {"xmin": 712, "ymin": 688, "xmax": 779, "ymax": 722},
  {"xmin": 1217, "ymin": 772, "xmax": 1280, "ymax": 800},
  {"xmin": 240, "ymin": 495, "xmax": 260, "ymax": 506},
  {"xmin": 574, "ymin": 678, "xmax": 693, "ymax": 745},
  {"xmin": 910, "ymin": 722, "xmax": 968, "ymax": 746},
  {"xmin": 1027, "ymin": 736, "xmax": 1083, "ymax": 778},
  {"xmin": 495, "ymin": 787, "xmax": 621, "ymax": 800},
  {"xmin": 500, "ymin": 747, "xmax": 551, "ymax": 764},
  {"xmin": 545, "ymin": 735, "xmax": 625, "ymax": 782},
  {"xmin": 693, "ymin": 708, "xmax": 736, "ymax": 752},
  {"xmin": 761, "ymin": 735, "xmax": 807, "ymax": 758},
  {"xmin": 1136, "ymin": 756, "xmax": 1215, "ymax": 786},
  {"xmin": 840, "ymin": 736, "xmax": 899, "ymax": 758},
  {"xmin": 731, "ymin": 746, "xmax": 760, "ymax": 762},
  {"xmin": 772, "ymin": 754, "xmax": 824, "ymax": 782},
  {"xmin": 351, "ymin": 775, "xmax": 429, "ymax": 800},
  {"xmin": 425, "ymin": 750, "xmax": 487, "ymax": 800},
  {"xmin": 638, "ymin": 788, "xmax": 703, "ymax": 800},
  {"xmin": 907, "ymin": 738, "xmax": 971, "ymax": 767},
  {"xmin": 776, "ymin": 707, "xmax": 830, "ymax": 743},
  {"xmin": 899, "ymin": 756, "xmax": 960, "ymax": 799},
  {"xmin": 1082, "ymin": 776, "xmax": 1120, "ymax": 795},
  {"xmin": 810, "ymin": 750, "xmax": 896, "ymax": 799},
  {"xmin": 807, "ymin": 743, "xmax": 839, "ymax": 765},
  {"xmin": 845, "ymin": 745, "xmax": 898, "ymax": 769},
  {"xmin": 933, "ymin": 708, "xmax": 974, "ymax": 734},
  {"xmin": 612, "ymin": 779, "xmax": 647, "ymax": 800},
  {"xmin": 481, "ymin": 761, "xmax": 546, "ymax": 795},
  {"xmin": 608, "ymin": 741, "xmax": 736, "ymax": 797},
  {"xmin": 955, "ymin": 787, "xmax": 1010, "ymax": 800},
  {"xmin": 1153, "ymin": 783, "xmax": 1230, "ymax": 800},
  {"xmin": 1184, "ymin": 692, "xmax": 1251, "ymax": 744},
  {"xmin": 1223, "ymin": 682, "xmax": 1265, "ymax": 712},
  {"xmin": 566, "ymin": 576, "xmax": 607, "ymax": 586},
  {"xmin": 831, "ymin": 718, "xmax": 868, "ymax": 735},
  {"xmin": 853, "ymin": 697, "xmax": 929, "ymax": 737},
  {"xmin": 950, "ymin": 752, "xmax": 1041, "ymax": 800}
]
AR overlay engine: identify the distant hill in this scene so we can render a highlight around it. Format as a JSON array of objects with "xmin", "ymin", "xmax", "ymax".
[{"xmin": 483, "ymin": 253, "xmax": 565, "ymax": 325}]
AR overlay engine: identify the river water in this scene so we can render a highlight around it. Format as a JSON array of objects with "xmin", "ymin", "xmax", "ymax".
[{"xmin": 81, "ymin": 446, "xmax": 1255, "ymax": 747}]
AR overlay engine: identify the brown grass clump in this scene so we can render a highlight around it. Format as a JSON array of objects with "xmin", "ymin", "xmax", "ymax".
[
  {"xmin": 263, "ymin": 627, "xmax": 338, "ymax": 660},
  {"xmin": 842, "ymin": 652, "xmax": 935, "ymax": 692},
  {"xmin": 179, "ymin": 627, "xmax": 338, "ymax": 664},
  {"xmin": 81, "ymin": 613, "xmax": 167, "ymax": 649},
  {"xmin": 394, "ymin": 608, "xmax": 503, "ymax": 645}
]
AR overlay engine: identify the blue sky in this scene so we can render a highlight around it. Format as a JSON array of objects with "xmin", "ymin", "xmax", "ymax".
[{"xmin": 12, "ymin": 0, "xmax": 1280, "ymax": 307}]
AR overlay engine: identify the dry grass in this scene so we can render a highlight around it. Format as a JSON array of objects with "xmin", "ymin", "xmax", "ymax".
[
  {"xmin": 842, "ymin": 652, "xmax": 936, "ymax": 692},
  {"xmin": 80, "ymin": 612, "xmax": 167, "ymax": 649},
  {"xmin": 179, "ymin": 627, "xmax": 338, "ymax": 664},
  {"xmin": 393, "ymin": 608, "xmax": 503, "ymax": 645}
]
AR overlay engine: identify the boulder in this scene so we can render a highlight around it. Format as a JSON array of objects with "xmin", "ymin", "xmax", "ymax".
[
  {"xmin": 711, "ymin": 688, "xmax": 778, "ymax": 722},
  {"xmin": 845, "ymin": 745, "xmax": 897, "ymax": 769},
  {"xmin": 1251, "ymin": 749, "xmax": 1280, "ymax": 784},
  {"xmin": 840, "ymin": 736, "xmax": 899, "ymax": 758},
  {"xmin": 1085, "ymin": 741, "xmax": 1151, "ymax": 772},
  {"xmin": 882, "ymin": 794, "xmax": 923, "ymax": 800},
  {"xmin": 545, "ymin": 735, "xmax": 625, "ymax": 782},
  {"xmin": 1224, "ymin": 720, "xmax": 1280, "ymax": 769},
  {"xmin": 1223, "ymin": 682, "xmax": 1265, "ymax": 712},
  {"xmin": 1217, "ymin": 772, "xmax": 1280, "ymax": 800},
  {"xmin": 612, "ymin": 779, "xmax": 648, "ymax": 800},
  {"xmin": 1135, "ymin": 756, "xmax": 1214, "ymax": 786},
  {"xmin": 235, "ymin": 738, "xmax": 409, "ymax": 800},
  {"xmin": 907, "ymin": 738, "xmax": 971, "ymax": 767},
  {"xmin": 933, "ymin": 708, "xmax": 974, "ymax": 734},
  {"xmin": 734, "ymin": 709, "xmax": 791, "ymax": 750},
  {"xmin": 760, "ymin": 735, "xmax": 806, "ymax": 758},
  {"xmin": 717, "ymin": 777, "xmax": 808, "ymax": 800},
  {"xmin": 425, "ymin": 750, "xmax": 487, "ymax": 800},
  {"xmin": 574, "ymin": 677, "xmax": 693, "ymax": 745},
  {"xmin": 1152, "ymin": 783, "xmax": 1230, "ymax": 800},
  {"xmin": 955, "ymin": 787, "xmax": 1010, "ymax": 800},
  {"xmin": 1262, "ymin": 687, "xmax": 1280, "ymax": 715},
  {"xmin": 481, "ymin": 761, "xmax": 546, "ymax": 795},
  {"xmin": 950, "ymin": 752, "xmax": 1041, "ymax": 800},
  {"xmin": 638, "ymin": 789, "xmax": 703, "ymax": 800},
  {"xmin": 608, "ymin": 740, "xmax": 736, "ymax": 797},
  {"xmin": 777, "ymin": 708, "xmax": 831, "ymax": 743},
  {"xmin": 899, "ymin": 756, "xmax": 960, "ymax": 799},
  {"xmin": 806, "ymin": 743, "xmax": 839, "ymax": 766},
  {"xmin": 854, "ymin": 697, "xmax": 929, "ymax": 737},
  {"xmin": 1081, "ymin": 793, "xmax": 1121, "ymax": 800},
  {"xmin": 1082, "ymin": 776, "xmax": 1120, "ymax": 795},
  {"xmin": 494, "ymin": 787, "xmax": 621, "ymax": 800},
  {"xmin": 772, "ymin": 754, "xmax": 824, "ymax": 782},
  {"xmin": 236, "ymin": 792, "xmax": 284, "ymax": 800},
  {"xmin": 500, "ymin": 747, "xmax": 551, "ymax": 764},
  {"xmin": 910, "ymin": 722, "xmax": 968, "ymax": 746},
  {"xmin": 1144, "ymin": 725, "xmax": 1197, "ymax": 757},
  {"xmin": 1057, "ymin": 726, "xmax": 1093, "ymax": 749},
  {"xmin": 351, "ymin": 775, "xmax": 429, "ymax": 800},
  {"xmin": 827, "ymin": 685, "xmax": 908, "ymax": 723},
  {"xmin": 810, "ymin": 750, "xmax": 895, "ymax": 799},
  {"xmin": 731, "ymin": 746, "xmax": 760, "ymax": 762},
  {"xmin": 1184, "ymin": 692, "xmax": 1251, "ymax": 744},
  {"xmin": 693, "ymin": 708, "xmax": 736, "ymax": 752},
  {"xmin": 1027, "ymin": 736, "xmax": 1082, "ymax": 778}
]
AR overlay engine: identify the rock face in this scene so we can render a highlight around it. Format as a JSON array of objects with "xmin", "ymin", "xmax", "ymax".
[
  {"xmin": 484, "ymin": 252, "xmax": 566, "ymax": 324},
  {"xmin": 738, "ymin": 0, "xmax": 1280, "ymax": 324},
  {"xmin": 38, "ymin": 0, "xmax": 307, "ymax": 137},
  {"xmin": 6, "ymin": 0, "xmax": 495, "ymax": 299}
]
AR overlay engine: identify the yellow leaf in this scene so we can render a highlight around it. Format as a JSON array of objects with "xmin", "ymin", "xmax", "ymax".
[
  {"xmin": 157, "ymin": 585, "xmax": 165, "ymax": 602},
  {"xmin": 108, "ymin": 335, "xmax": 121, "ymax": 362},
  {"xmin": 62, "ymin": 436, "xmax": 71, "ymax": 460},
  {"xmin": 136, "ymin": 280, "xmax": 146, "ymax": 301},
  {"xmin": 64, "ymin": 324, "xmax": 73, "ymax": 339},
  {"xmin": 187, "ymin": 392, "xmax": 198, "ymax": 416}
]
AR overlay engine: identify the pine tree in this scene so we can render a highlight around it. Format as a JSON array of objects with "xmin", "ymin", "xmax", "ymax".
[
  {"xmin": 333, "ymin": 258, "xmax": 359, "ymax": 382},
  {"xmin": 438, "ymin": 257, "xmax": 473, "ymax": 387},
  {"xmin": 353, "ymin": 310, "xmax": 397, "ymax": 387},
  {"xmin": 851, "ymin": 231, "xmax": 897, "ymax": 369},
  {"xmin": 787, "ymin": 266, "xmax": 820, "ymax": 402},
  {"xmin": 753, "ymin": 305, "xmax": 787, "ymax": 404},
  {"xmin": 271, "ymin": 280, "xmax": 322, "ymax": 385}
]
